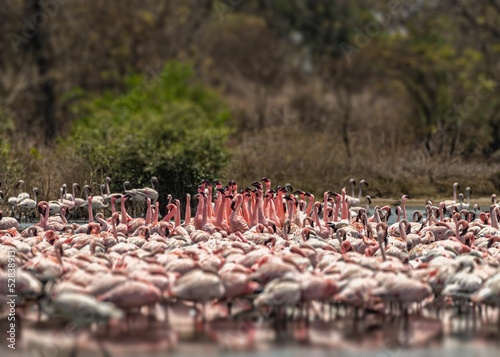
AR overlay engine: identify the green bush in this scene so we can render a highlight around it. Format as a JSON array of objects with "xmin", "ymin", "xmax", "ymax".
[
  {"xmin": 0, "ymin": 109, "xmax": 24, "ymax": 192},
  {"xmin": 62, "ymin": 61, "xmax": 230, "ymax": 206}
]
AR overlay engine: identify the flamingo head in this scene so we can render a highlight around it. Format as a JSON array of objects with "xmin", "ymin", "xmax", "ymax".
[
  {"xmin": 87, "ymin": 222, "xmax": 100, "ymax": 235},
  {"xmin": 37, "ymin": 201, "xmax": 48, "ymax": 215},
  {"xmin": 340, "ymin": 240, "xmax": 352, "ymax": 254},
  {"xmin": 44, "ymin": 230, "xmax": 57, "ymax": 245},
  {"xmin": 251, "ymin": 181, "xmax": 262, "ymax": 190}
]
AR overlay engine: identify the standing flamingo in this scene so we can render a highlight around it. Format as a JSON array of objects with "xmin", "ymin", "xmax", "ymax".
[{"xmin": 443, "ymin": 182, "xmax": 460, "ymax": 210}]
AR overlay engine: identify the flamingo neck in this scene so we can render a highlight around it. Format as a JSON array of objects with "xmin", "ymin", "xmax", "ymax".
[
  {"xmin": 195, "ymin": 196, "xmax": 203, "ymax": 221},
  {"xmin": 251, "ymin": 195, "xmax": 259, "ymax": 227},
  {"xmin": 322, "ymin": 193, "xmax": 329, "ymax": 223},
  {"xmin": 201, "ymin": 195, "xmax": 208, "ymax": 227},
  {"xmin": 333, "ymin": 196, "xmax": 341, "ymax": 222},
  {"xmin": 237, "ymin": 196, "xmax": 245, "ymax": 220},
  {"xmin": 215, "ymin": 195, "xmax": 226, "ymax": 227},
  {"xmin": 313, "ymin": 206, "xmax": 323, "ymax": 230},
  {"xmin": 61, "ymin": 210, "xmax": 68, "ymax": 225},
  {"xmin": 86, "ymin": 198, "xmax": 93, "ymax": 223},
  {"xmin": 214, "ymin": 190, "xmax": 223, "ymax": 217},
  {"xmin": 207, "ymin": 191, "xmax": 214, "ymax": 219},
  {"xmin": 162, "ymin": 205, "xmax": 177, "ymax": 223},
  {"xmin": 40, "ymin": 203, "xmax": 48, "ymax": 230},
  {"xmin": 112, "ymin": 218, "xmax": 118, "ymax": 240},
  {"xmin": 120, "ymin": 198, "xmax": 127, "ymax": 224},
  {"xmin": 145, "ymin": 201, "xmax": 152, "ymax": 225},
  {"xmin": 268, "ymin": 197, "xmax": 279, "ymax": 227},
  {"xmin": 491, "ymin": 208, "xmax": 499, "ymax": 229},
  {"xmin": 399, "ymin": 221, "xmax": 407, "ymax": 241},
  {"xmin": 185, "ymin": 196, "xmax": 191, "ymax": 225},
  {"xmin": 154, "ymin": 202, "xmax": 159, "ymax": 224},
  {"xmin": 402, "ymin": 199, "xmax": 407, "ymax": 221},
  {"xmin": 257, "ymin": 194, "xmax": 267, "ymax": 226},
  {"xmin": 275, "ymin": 191, "xmax": 284, "ymax": 223},
  {"xmin": 341, "ymin": 191, "xmax": 348, "ymax": 220},
  {"xmin": 175, "ymin": 201, "xmax": 181, "ymax": 227},
  {"xmin": 241, "ymin": 196, "xmax": 250, "ymax": 224},
  {"xmin": 286, "ymin": 200, "xmax": 294, "ymax": 222}
]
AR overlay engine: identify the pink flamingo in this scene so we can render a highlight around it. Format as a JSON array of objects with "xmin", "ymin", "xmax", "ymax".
[
  {"xmin": 443, "ymin": 182, "xmax": 460, "ymax": 210},
  {"xmin": 341, "ymin": 188, "xmax": 349, "ymax": 220},
  {"xmin": 194, "ymin": 187, "xmax": 204, "ymax": 230},
  {"xmin": 401, "ymin": 194, "xmax": 410, "ymax": 221},
  {"xmin": 185, "ymin": 193, "xmax": 192, "ymax": 226},
  {"xmin": 230, "ymin": 194, "xmax": 249, "ymax": 233},
  {"xmin": 0, "ymin": 210, "xmax": 19, "ymax": 230},
  {"xmin": 214, "ymin": 189, "xmax": 230, "ymax": 232}
]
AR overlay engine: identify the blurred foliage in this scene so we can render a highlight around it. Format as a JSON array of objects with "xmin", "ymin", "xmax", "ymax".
[
  {"xmin": 61, "ymin": 62, "xmax": 230, "ymax": 203},
  {"xmin": 0, "ymin": 108, "xmax": 24, "ymax": 191},
  {"xmin": 0, "ymin": 0, "xmax": 499, "ymax": 201}
]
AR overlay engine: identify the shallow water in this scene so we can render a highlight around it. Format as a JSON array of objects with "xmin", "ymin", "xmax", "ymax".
[{"xmin": 1, "ymin": 304, "xmax": 499, "ymax": 357}]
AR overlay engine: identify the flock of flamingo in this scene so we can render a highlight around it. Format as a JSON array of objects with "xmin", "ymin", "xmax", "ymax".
[{"xmin": 0, "ymin": 176, "xmax": 500, "ymax": 351}]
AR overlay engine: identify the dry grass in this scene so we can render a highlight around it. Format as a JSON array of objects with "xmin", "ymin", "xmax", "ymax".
[
  {"xmin": 1, "ymin": 128, "xmax": 498, "ymax": 207},
  {"xmin": 224, "ymin": 124, "xmax": 500, "ymax": 200}
]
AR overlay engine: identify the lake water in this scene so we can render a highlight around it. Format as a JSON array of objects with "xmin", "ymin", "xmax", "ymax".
[{"xmin": 1, "ymin": 304, "xmax": 499, "ymax": 357}]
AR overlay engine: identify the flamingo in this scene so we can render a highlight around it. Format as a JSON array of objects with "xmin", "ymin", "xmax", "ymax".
[
  {"xmin": 185, "ymin": 193, "xmax": 192, "ymax": 226},
  {"xmin": 230, "ymin": 194, "xmax": 249, "ymax": 233},
  {"xmin": 124, "ymin": 177, "xmax": 159, "ymax": 215},
  {"xmin": 443, "ymin": 182, "xmax": 460, "ymax": 210},
  {"xmin": 170, "ymin": 268, "xmax": 225, "ymax": 319},
  {"xmin": 461, "ymin": 187, "xmax": 472, "ymax": 210},
  {"xmin": 6, "ymin": 176, "xmax": 500, "ymax": 342},
  {"xmin": 347, "ymin": 178, "xmax": 357, "ymax": 201},
  {"xmin": 442, "ymin": 260, "xmax": 483, "ymax": 307},
  {"xmin": 71, "ymin": 183, "xmax": 86, "ymax": 212},
  {"xmin": 472, "ymin": 272, "xmax": 500, "ymax": 308},
  {"xmin": 254, "ymin": 276, "xmax": 301, "ymax": 321},
  {"xmin": 0, "ymin": 210, "xmax": 19, "ymax": 230},
  {"xmin": 7, "ymin": 179, "xmax": 29, "ymax": 217},
  {"xmin": 23, "ymin": 237, "xmax": 65, "ymax": 284},
  {"xmin": 16, "ymin": 179, "xmax": 30, "ymax": 201},
  {"xmin": 371, "ymin": 274, "xmax": 433, "ymax": 314},
  {"xmin": 54, "ymin": 187, "xmax": 74, "ymax": 219},
  {"xmin": 98, "ymin": 279, "xmax": 162, "ymax": 311},
  {"xmin": 17, "ymin": 187, "xmax": 39, "ymax": 222}
]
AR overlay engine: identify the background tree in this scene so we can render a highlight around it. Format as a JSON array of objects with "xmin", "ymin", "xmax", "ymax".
[{"xmin": 0, "ymin": 0, "xmax": 499, "ymax": 202}]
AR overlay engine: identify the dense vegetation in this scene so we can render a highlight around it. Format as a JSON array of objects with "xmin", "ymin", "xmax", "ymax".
[
  {"xmin": 0, "ymin": 0, "xmax": 499, "ymax": 201},
  {"xmin": 63, "ymin": 62, "xmax": 229, "ymax": 201}
]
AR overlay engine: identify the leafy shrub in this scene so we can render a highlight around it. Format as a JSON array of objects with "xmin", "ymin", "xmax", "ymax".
[
  {"xmin": 0, "ymin": 109, "xmax": 24, "ymax": 193},
  {"xmin": 61, "ymin": 61, "xmax": 230, "ymax": 207}
]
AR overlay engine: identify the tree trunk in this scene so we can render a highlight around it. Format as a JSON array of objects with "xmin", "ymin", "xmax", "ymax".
[
  {"xmin": 30, "ymin": 0, "xmax": 56, "ymax": 144},
  {"xmin": 338, "ymin": 88, "xmax": 352, "ymax": 158},
  {"xmin": 342, "ymin": 108, "xmax": 351, "ymax": 158},
  {"xmin": 256, "ymin": 85, "xmax": 268, "ymax": 130}
]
